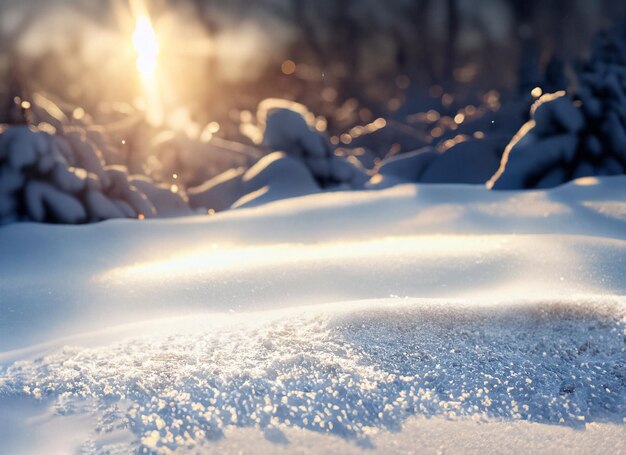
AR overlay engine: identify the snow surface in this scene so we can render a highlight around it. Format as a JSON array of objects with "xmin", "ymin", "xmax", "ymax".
[{"xmin": 1, "ymin": 176, "xmax": 625, "ymax": 454}]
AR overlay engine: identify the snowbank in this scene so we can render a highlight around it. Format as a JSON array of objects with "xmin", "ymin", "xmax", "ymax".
[{"xmin": 0, "ymin": 176, "xmax": 625, "ymax": 453}]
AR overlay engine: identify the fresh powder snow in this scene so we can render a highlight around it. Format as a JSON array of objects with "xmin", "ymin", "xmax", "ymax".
[{"xmin": 1, "ymin": 176, "xmax": 625, "ymax": 453}]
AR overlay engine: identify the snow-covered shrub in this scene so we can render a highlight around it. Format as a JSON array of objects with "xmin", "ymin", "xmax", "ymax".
[
  {"xmin": 487, "ymin": 92, "xmax": 583, "ymax": 189},
  {"xmin": 0, "ymin": 124, "xmax": 190, "ymax": 224},
  {"xmin": 187, "ymin": 99, "xmax": 370, "ymax": 213},
  {"xmin": 488, "ymin": 22, "xmax": 626, "ymax": 190},
  {"xmin": 258, "ymin": 99, "xmax": 369, "ymax": 188}
]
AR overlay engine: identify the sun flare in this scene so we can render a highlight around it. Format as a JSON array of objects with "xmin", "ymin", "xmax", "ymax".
[{"xmin": 132, "ymin": 16, "xmax": 159, "ymax": 78}]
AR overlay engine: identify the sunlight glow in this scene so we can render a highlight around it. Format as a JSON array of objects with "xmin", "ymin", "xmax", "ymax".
[
  {"xmin": 130, "ymin": 11, "xmax": 164, "ymax": 126},
  {"xmin": 97, "ymin": 236, "xmax": 504, "ymax": 283},
  {"xmin": 133, "ymin": 16, "xmax": 159, "ymax": 78}
]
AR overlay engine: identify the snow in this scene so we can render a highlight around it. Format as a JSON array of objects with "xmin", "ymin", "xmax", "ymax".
[
  {"xmin": 24, "ymin": 180, "xmax": 87, "ymax": 223},
  {"xmin": 531, "ymin": 91, "xmax": 584, "ymax": 137},
  {"xmin": 188, "ymin": 152, "xmax": 321, "ymax": 212},
  {"xmin": 488, "ymin": 22, "xmax": 626, "ymax": 190},
  {"xmin": 0, "ymin": 125, "xmax": 200, "ymax": 224},
  {"xmin": 487, "ymin": 92, "xmax": 587, "ymax": 190},
  {"xmin": 1, "ymin": 176, "xmax": 625, "ymax": 453},
  {"xmin": 375, "ymin": 146, "xmax": 438, "ymax": 184},
  {"xmin": 257, "ymin": 99, "xmax": 368, "ymax": 188},
  {"xmin": 260, "ymin": 99, "xmax": 328, "ymax": 160}
]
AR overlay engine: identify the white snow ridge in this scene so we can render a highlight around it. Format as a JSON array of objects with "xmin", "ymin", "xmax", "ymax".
[{"xmin": 1, "ymin": 177, "xmax": 626, "ymax": 454}]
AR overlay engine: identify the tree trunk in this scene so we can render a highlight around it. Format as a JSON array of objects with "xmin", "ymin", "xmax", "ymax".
[{"xmin": 444, "ymin": 0, "xmax": 459, "ymax": 85}]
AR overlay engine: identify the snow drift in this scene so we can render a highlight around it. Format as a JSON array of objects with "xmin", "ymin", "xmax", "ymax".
[{"xmin": 0, "ymin": 176, "xmax": 625, "ymax": 453}]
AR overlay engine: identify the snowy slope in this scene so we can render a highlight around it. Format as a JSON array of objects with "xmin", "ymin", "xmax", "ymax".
[{"xmin": 0, "ymin": 176, "xmax": 625, "ymax": 454}]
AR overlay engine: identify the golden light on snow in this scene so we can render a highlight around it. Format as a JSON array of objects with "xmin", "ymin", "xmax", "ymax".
[
  {"xmin": 97, "ymin": 236, "xmax": 504, "ymax": 283},
  {"xmin": 574, "ymin": 176, "xmax": 599, "ymax": 186},
  {"xmin": 133, "ymin": 16, "xmax": 160, "ymax": 79}
]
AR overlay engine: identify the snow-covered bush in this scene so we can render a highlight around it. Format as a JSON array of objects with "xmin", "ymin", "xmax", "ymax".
[
  {"xmin": 188, "ymin": 99, "xmax": 369, "ymax": 212},
  {"xmin": 0, "ymin": 124, "xmax": 191, "ymax": 224},
  {"xmin": 488, "ymin": 22, "xmax": 626, "ymax": 190},
  {"xmin": 487, "ymin": 92, "xmax": 584, "ymax": 189},
  {"xmin": 259, "ymin": 99, "xmax": 369, "ymax": 188}
]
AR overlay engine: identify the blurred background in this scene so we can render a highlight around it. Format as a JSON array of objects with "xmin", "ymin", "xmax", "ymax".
[
  {"xmin": 1, "ymin": 0, "xmax": 625, "ymax": 139},
  {"xmin": 0, "ymin": 0, "xmax": 625, "ymax": 225}
]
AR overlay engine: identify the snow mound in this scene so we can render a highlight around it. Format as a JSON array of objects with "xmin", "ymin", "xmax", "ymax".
[{"xmin": 188, "ymin": 152, "xmax": 320, "ymax": 212}]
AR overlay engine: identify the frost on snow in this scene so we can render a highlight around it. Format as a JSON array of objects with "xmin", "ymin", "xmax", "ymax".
[
  {"xmin": 0, "ymin": 173, "xmax": 625, "ymax": 452},
  {"xmin": 1, "ymin": 299, "xmax": 625, "ymax": 453}
]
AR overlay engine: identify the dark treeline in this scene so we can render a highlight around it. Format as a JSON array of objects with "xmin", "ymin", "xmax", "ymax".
[{"xmin": 0, "ymin": 0, "xmax": 625, "ymax": 132}]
